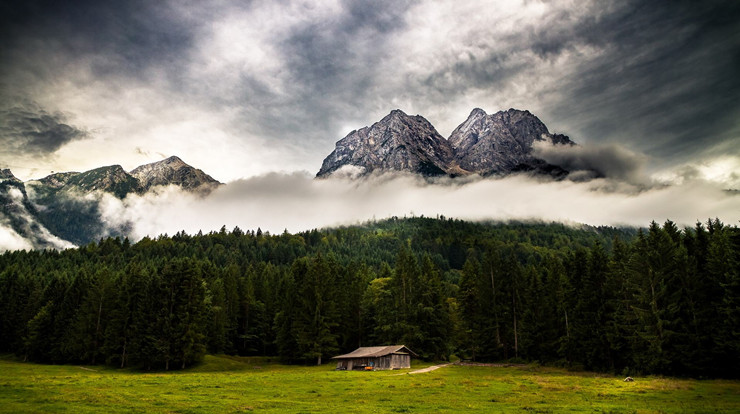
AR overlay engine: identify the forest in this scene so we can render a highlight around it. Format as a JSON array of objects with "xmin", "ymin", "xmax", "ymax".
[{"xmin": 0, "ymin": 217, "xmax": 737, "ymax": 377}]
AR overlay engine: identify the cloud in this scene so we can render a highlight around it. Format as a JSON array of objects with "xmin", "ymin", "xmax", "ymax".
[
  {"xmin": 654, "ymin": 155, "xmax": 740, "ymax": 189},
  {"xmin": 0, "ymin": 185, "xmax": 76, "ymax": 251},
  {"xmin": 0, "ymin": 99, "xmax": 88, "ymax": 156},
  {"xmin": 546, "ymin": 1, "xmax": 740, "ymax": 164},
  {"xmin": 94, "ymin": 172, "xmax": 740, "ymax": 241},
  {"xmin": 533, "ymin": 141, "xmax": 648, "ymax": 184},
  {"xmin": 0, "ymin": 223, "xmax": 33, "ymax": 252}
]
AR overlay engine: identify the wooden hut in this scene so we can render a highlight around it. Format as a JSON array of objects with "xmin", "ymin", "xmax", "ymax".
[{"xmin": 332, "ymin": 345, "xmax": 416, "ymax": 370}]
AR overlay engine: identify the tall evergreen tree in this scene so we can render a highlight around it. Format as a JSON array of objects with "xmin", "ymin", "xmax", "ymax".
[{"xmin": 291, "ymin": 254, "xmax": 340, "ymax": 365}]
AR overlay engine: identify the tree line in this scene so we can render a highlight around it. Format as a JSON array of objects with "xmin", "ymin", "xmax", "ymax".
[{"xmin": 0, "ymin": 217, "xmax": 737, "ymax": 377}]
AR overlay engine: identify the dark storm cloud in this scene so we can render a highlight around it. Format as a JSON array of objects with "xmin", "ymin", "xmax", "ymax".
[
  {"xmin": 0, "ymin": 100, "xmax": 88, "ymax": 155},
  {"xmin": 0, "ymin": 0, "xmax": 194, "ymax": 85},
  {"xmin": 549, "ymin": 0, "xmax": 740, "ymax": 162},
  {"xmin": 1, "ymin": 0, "xmax": 738, "ymax": 181},
  {"xmin": 242, "ymin": 0, "xmax": 414, "ymax": 147},
  {"xmin": 391, "ymin": 1, "xmax": 740, "ymax": 165},
  {"xmin": 533, "ymin": 141, "xmax": 648, "ymax": 184}
]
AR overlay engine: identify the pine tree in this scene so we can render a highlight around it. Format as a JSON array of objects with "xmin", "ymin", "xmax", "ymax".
[
  {"xmin": 292, "ymin": 254, "xmax": 340, "ymax": 365},
  {"xmin": 458, "ymin": 255, "xmax": 483, "ymax": 360},
  {"xmin": 416, "ymin": 254, "xmax": 452, "ymax": 360},
  {"xmin": 626, "ymin": 223, "xmax": 676, "ymax": 373},
  {"xmin": 706, "ymin": 220, "xmax": 740, "ymax": 376}
]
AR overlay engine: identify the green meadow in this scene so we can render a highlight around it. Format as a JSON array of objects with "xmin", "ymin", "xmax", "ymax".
[{"xmin": 1, "ymin": 355, "xmax": 738, "ymax": 413}]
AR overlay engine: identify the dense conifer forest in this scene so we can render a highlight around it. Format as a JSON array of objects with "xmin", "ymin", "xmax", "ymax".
[{"xmin": 0, "ymin": 217, "xmax": 738, "ymax": 377}]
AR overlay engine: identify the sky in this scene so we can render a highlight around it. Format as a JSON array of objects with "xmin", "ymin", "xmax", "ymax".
[{"xmin": 1, "ymin": 0, "xmax": 739, "ymax": 241}]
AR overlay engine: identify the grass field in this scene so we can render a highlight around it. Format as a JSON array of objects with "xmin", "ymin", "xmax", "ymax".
[{"xmin": 1, "ymin": 355, "xmax": 738, "ymax": 413}]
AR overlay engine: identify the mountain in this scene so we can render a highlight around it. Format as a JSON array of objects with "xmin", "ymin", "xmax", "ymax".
[
  {"xmin": 317, "ymin": 110, "xmax": 454, "ymax": 177},
  {"xmin": 21, "ymin": 165, "xmax": 146, "ymax": 245},
  {"xmin": 0, "ymin": 156, "xmax": 221, "ymax": 249},
  {"xmin": 449, "ymin": 108, "xmax": 573, "ymax": 175},
  {"xmin": 130, "ymin": 155, "xmax": 221, "ymax": 193},
  {"xmin": 27, "ymin": 166, "xmax": 142, "ymax": 204},
  {"xmin": 317, "ymin": 108, "xmax": 574, "ymax": 178}
]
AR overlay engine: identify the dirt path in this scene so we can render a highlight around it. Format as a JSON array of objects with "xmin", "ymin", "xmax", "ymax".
[
  {"xmin": 397, "ymin": 361, "xmax": 526, "ymax": 375},
  {"xmin": 407, "ymin": 362, "xmax": 453, "ymax": 374}
]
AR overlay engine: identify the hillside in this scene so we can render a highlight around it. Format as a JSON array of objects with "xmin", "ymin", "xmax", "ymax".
[{"xmin": 1, "ymin": 217, "xmax": 737, "ymax": 377}]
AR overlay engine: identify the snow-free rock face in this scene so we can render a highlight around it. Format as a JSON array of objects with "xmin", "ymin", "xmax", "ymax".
[
  {"xmin": 316, "ymin": 110, "xmax": 454, "ymax": 177},
  {"xmin": 448, "ymin": 108, "xmax": 574, "ymax": 175},
  {"xmin": 317, "ymin": 108, "xmax": 575, "ymax": 178},
  {"xmin": 130, "ymin": 156, "xmax": 221, "ymax": 193}
]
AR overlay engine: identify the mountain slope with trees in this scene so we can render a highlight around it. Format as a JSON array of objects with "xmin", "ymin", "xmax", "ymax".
[{"xmin": 0, "ymin": 217, "xmax": 737, "ymax": 377}]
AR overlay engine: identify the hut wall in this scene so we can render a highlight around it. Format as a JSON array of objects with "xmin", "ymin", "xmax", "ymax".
[
  {"xmin": 335, "ymin": 353, "xmax": 411, "ymax": 370},
  {"xmin": 390, "ymin": 354, "xmax": 411, "ymax": 369}
]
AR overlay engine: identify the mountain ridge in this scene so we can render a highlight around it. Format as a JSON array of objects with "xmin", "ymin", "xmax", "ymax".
[
  {"xmin": 1, "ymin": 156, "xmax": 221, "ymax": 248},
  {"xmin": 317, "ymin": 108, "xmax": 575, "ymax": 178}
]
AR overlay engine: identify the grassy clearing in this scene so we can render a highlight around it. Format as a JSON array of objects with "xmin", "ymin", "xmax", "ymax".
[{"xmin": 0, "ymin": 355, "xmax": 738, "ymax": 413}]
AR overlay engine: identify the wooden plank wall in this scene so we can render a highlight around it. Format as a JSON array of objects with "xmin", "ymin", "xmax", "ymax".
[{"xmin": 335, "ymin": 354, "xmax": 410, "ymax": 370}]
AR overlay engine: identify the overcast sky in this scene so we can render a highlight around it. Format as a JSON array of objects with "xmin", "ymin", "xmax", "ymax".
[
  {"xmin": 1, "ymin": 0, "xmax": 738, "ymax": 183},
  {"xmin": 0, "ymin": 0, "xmax": 739, "ymax": 249}
]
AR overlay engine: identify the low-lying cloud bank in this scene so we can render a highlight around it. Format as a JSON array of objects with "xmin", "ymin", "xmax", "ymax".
[
  {"xmin": 533, "ymin": 141, "xmax": 649, "ymax": 184},
  {"xmin": 95, "ymin": 171, "xmax": 739, "ymax": 241}
]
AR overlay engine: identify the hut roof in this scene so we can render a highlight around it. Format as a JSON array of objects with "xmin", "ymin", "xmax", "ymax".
[{"xmin": 332, "ymin": 345, "xmax": 417, "ymax": 359}]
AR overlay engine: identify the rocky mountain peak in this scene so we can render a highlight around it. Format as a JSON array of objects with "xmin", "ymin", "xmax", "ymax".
[
  {"xmin": 448, "ymin": 108, "xmax": 573, "ymax": 175},
  {"xmin": 318, "ymin": 107, "xmax": 576, "ymax": 178},
  {"xmin": 130, "ymin": 156, "xmax": 221, "ymax": 193},
  {"xmin": 161, "ymin": 155, "xmax": 187, "ymax": 166},
  {"xmin": 386, "ymin": 108, "xmax": 407, "ymax": 118},
  {"xmin": 316, "ymin": 110, "xmax": 453, "ymax": 177}
]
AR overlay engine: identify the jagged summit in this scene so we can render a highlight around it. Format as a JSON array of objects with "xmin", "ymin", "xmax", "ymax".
[
  {"xmin": 130, "ymin": 155, "xmax": 221, "ymax": 193},
  {"xmin": 317, "ymin": 107, "xmax": 575, "ymax": 178},
  {"xmin": 316, "ymin": 109, "xmax": 453, "ymax": 177},
  {"xmin": 449, "ymin": 108, "xmax": 574, "ymax": 175}
]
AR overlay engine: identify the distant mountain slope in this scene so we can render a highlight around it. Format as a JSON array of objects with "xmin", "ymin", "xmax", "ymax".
[
  {"xmin": 130, "ymin": 155, "xmax": 221, "ymax": 193},
  {"xmin": 1, "ymin": 156, "xmax": 221, "ymax": 248},
  {"xmin": 317, "ymin": 108, "xmax": 574, "ymax": 178}
]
